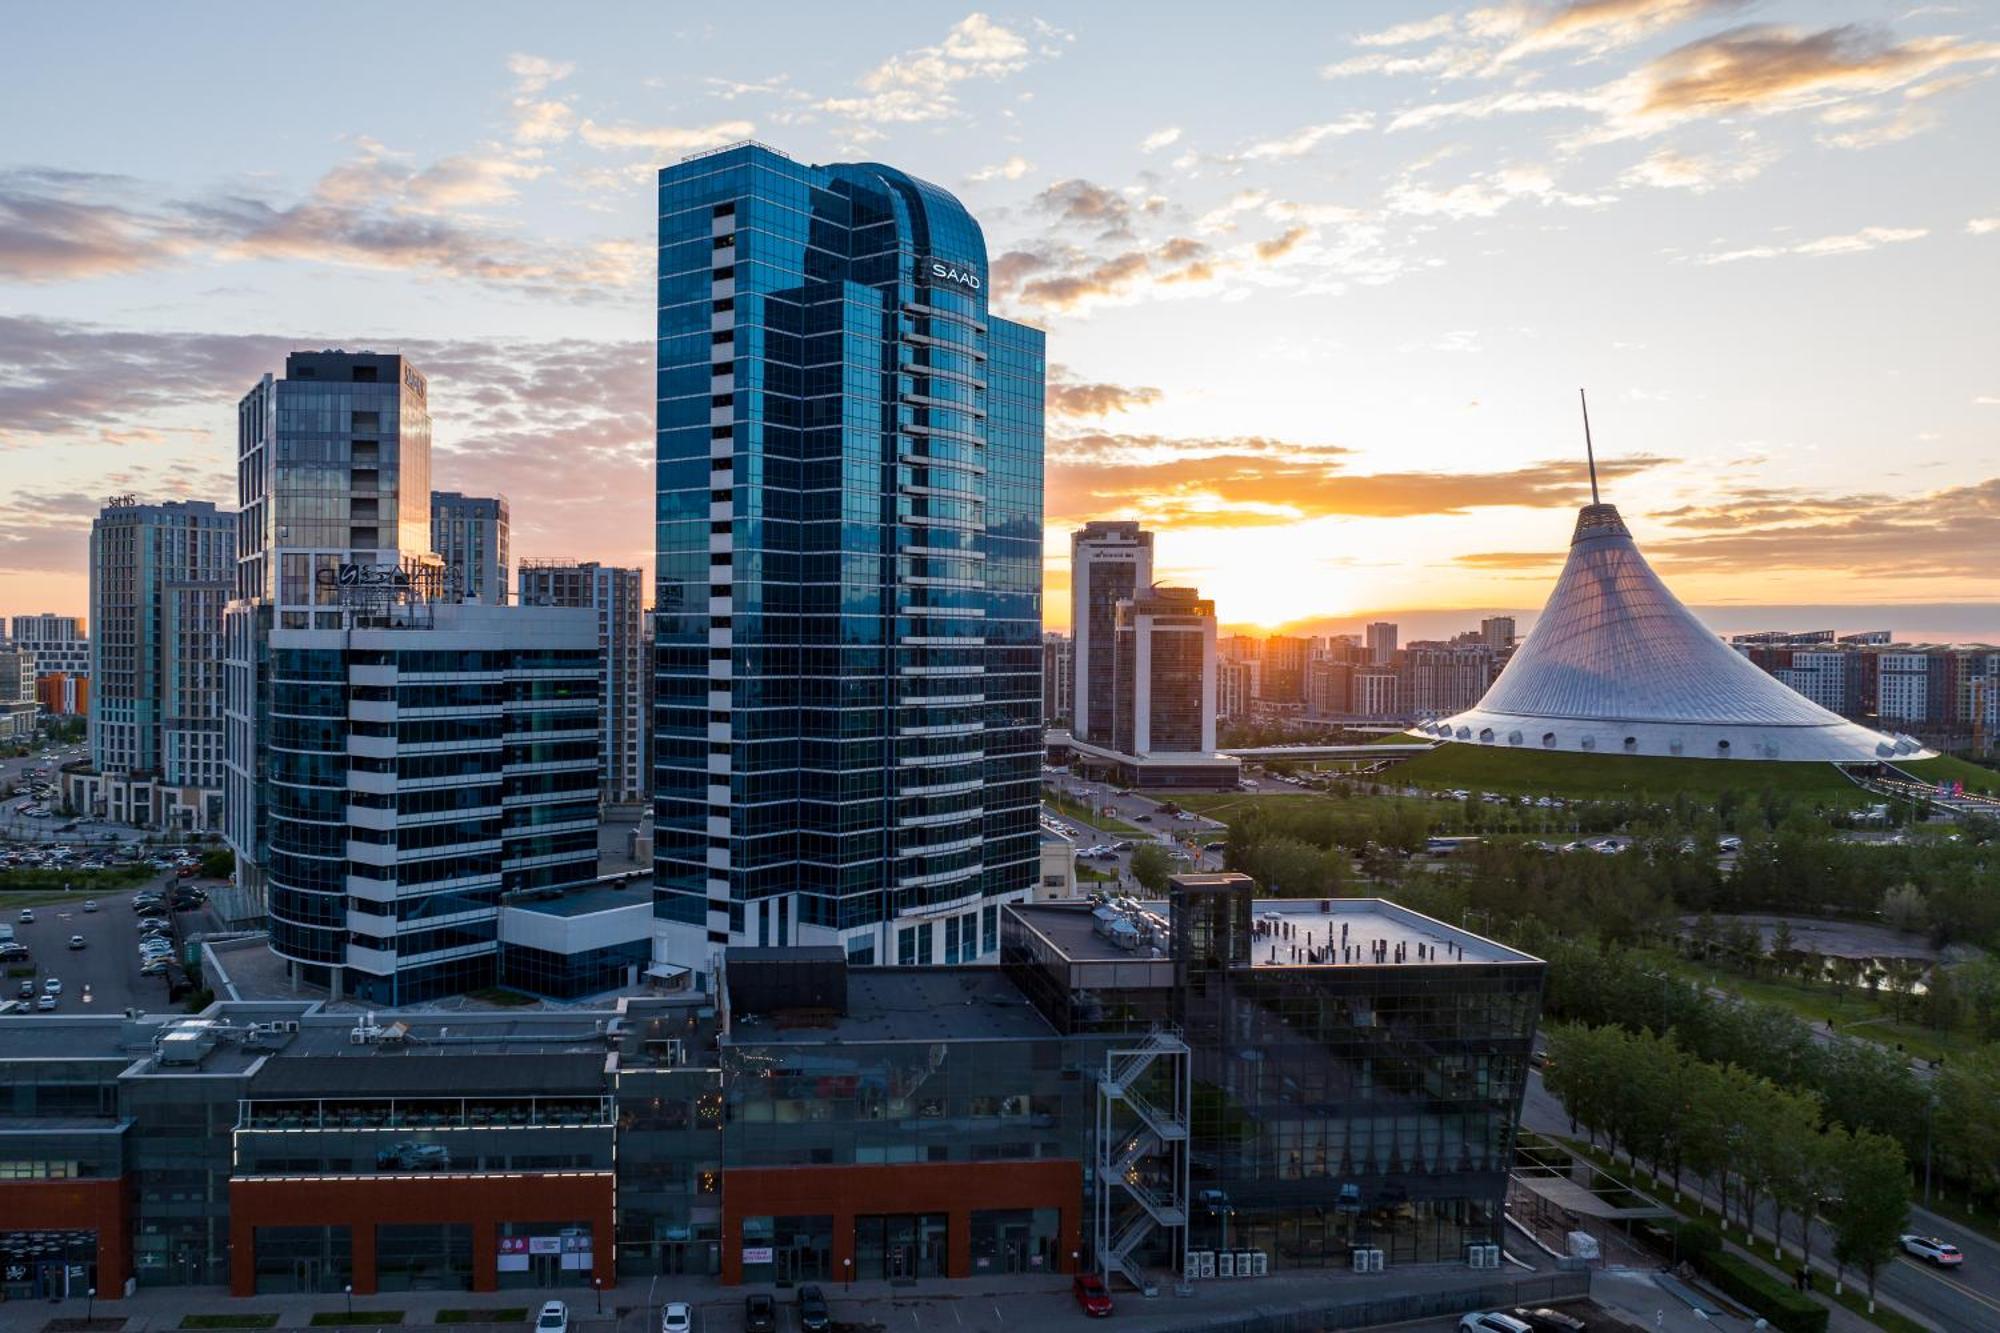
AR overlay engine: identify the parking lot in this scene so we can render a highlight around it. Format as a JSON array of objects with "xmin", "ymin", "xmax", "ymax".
[{"xmin": 1, "ymin": 865, "xmax": 200, "ymax": 1016}]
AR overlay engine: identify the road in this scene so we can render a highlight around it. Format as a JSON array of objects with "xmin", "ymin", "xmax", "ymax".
[
  {"xmin": 1043, "ymin": 778, "xmax": 1228, "ymax": 892},
  {"xmin": 2, "ymin": 865, "xmax": 195, "ymax": 1017},
  {"xmin": 1522, "ymin": 1063, "xmax": 2000, "ymax": 1332}
]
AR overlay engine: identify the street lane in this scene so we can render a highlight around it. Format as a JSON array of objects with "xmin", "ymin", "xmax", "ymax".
[{"xmin": 1522, "ymin": 1064, "xmax": 2000, "ymax": 1331}]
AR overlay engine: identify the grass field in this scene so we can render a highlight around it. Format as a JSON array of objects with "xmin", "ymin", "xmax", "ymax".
[
  {"xmin": 1898, "ymin": 753, "xmax": 2000, "ymax": 797},
  {"xmin": 1636, "ymin": 947, "xmax": 1972, "ymax": 1065},
  {"xmin": 1387, "ymin": 743, "xmax": 1867, "ymax": 802}
]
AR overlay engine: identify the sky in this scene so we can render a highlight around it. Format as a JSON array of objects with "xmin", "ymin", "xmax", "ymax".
[{"xmin": 2, "ymin": 1, "xmax": 1997, "ymax": 637}]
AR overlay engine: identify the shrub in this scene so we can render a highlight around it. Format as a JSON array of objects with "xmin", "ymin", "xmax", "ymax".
[
  {"xmin": 1675, "ymin": 1219, "xmax": 1722, "ymax": 1258},
  {"xmin": 1694, "ymin": 1250, "xmax": 1827, "ymax": 1333}
]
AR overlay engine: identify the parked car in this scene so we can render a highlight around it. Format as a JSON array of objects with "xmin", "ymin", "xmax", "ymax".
[
  {"xmin": 16, "ymin": 980, "xmax": 33, "ymax": 999},
  {"xmin": 43, "ymin": 977, "xmax": 61, "ymax": 995},
  {"xmin": 0, "ymin": 943, "xmax": 28, "ymax": 961},
  {"xmin": 1509, "ymin": 1307, "xmax": 1588, "ymax": 1333},
  {"xmin": 1459, "ymin": 1315, "xmax": 1534, "ymax": 1333},
  {"xmin": 36, "ymin": 994, "xmax": 57, "ymax": 1012},
  {"xmin": 742, "ymin": 1293, "xmax": 776, "ymax": 1333},
  {"xmin": 660, "ymin": 1302, "xmax": 693, "ymax": 1333},
  {"xmin": 1072, "ymin": 1271, "xmax": 1114, "ymax": 1317},
  {"xmin": 1899, "ymin": 1234, "xmax": 1963, "ymax": 1266},
  {"xmin": 81, "ymin": 899, "xmax": 98, "ymax": 912},
  {"xmin": 796, "ymin": 1283, "xmax": 831, "ymax": 1332},
  {"xmin": 534, "ymin": 1302, "xmax": 569, "ymax": 1333},
  {"xmin": 18, "ymin": 909, "xmax": 32, "ymax": 924}
]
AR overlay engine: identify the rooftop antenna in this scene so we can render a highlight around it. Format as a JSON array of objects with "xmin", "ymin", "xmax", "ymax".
[{"xmin": 1578, "ymin": 387, "xmax": 1600, "ymax": 505}]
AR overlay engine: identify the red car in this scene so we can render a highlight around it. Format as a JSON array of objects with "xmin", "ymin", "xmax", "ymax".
[{"xmin": 1073, "ymin": 1272, "xmax": 1114, "ymax": 1318}]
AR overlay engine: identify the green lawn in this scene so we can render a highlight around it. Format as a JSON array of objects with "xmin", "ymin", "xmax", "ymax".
[
  {"xmin": 309, "ymin": 1315, "xmax": 403, "ymax": 1328},
  {"xmin": 1389, "ymin": 743, "xmax": 1867, "ymax": 802},
  {"xmin": 1898, "ymin": 754, "xmax": 2000, "ymax": 797},
  {"xmin": 1166, "ymin": 791, "xmax": 1327, "ymax": 822},
  {"xmin": 0, "ymin": 887, "xmax": 134, "ymax": 909},
  {"xmin": 1041, "ymin": 788, "xmax": 1142, "ymax": 835},
  {"xmin": 1638, "ymin": 947, "xmax": 1974, "ymax": 1066},
  {"xmin": 437, "ymin": 1310, "xmax": 527, "ymax": 1325}
]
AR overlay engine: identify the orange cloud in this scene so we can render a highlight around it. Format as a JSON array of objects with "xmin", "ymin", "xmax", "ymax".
[{"xmin": 1639, "ymin": 23, "xmax": 2000, "ymax": 117}]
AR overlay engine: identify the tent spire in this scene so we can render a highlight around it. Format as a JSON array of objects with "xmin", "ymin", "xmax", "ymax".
[{"xmin": 1579, "ymin": 387, "xmax": 1600, "ymax": 505}]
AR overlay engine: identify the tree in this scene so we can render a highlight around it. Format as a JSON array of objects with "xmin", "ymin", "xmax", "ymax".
[
  {"xmin": 199, "ymin": 846, "xmax": 235, "ymax": 880},
  {"xmin": 1921, "ymin": 965, "xmax": 1960, "ymax": 1033},
  {"xmin": 1769, "ymin": 918, "xmax": 1796, "ymax": 976},
  {"xmin": 1129, "ymin": 844, "xmax": 1172, "ymax": 893},
  {"xmin": 1934, "ymin": 1048, "xmax": 2000, "ymax": 1201},
  {"xmin": 1880, "ymin": 882, "xmax": 1928, "ymax": 933},
  {"xmin": 1828, "ymin": 1127, "xmax": 1909, "ymax": 1311}
]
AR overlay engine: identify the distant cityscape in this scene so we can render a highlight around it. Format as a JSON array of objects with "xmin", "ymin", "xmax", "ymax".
[{"xmin": 0, "ymin": 135, "xmax": 1993, "ymax": 1317}]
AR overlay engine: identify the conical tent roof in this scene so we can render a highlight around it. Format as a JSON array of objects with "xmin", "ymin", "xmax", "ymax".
[{"xmin": 1417, "ymin": 504, "xmax": 1927, "ymax": 763}]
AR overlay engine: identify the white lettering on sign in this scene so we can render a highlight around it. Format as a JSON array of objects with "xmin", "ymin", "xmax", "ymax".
[{"xmin": 927, "ymin": 259, "xmax": 982, "ymax": 292}]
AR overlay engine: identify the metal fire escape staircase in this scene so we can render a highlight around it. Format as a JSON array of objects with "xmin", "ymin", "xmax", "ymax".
[{"xmin": 1094, "ymin": 1027, "xmax": 1190, "ymax": 1294}]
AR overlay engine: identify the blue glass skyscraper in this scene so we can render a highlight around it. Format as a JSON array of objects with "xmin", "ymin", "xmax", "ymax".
[{"xmin": 653, "ymin": 143, "xmax": 1044, "ymax": 984}]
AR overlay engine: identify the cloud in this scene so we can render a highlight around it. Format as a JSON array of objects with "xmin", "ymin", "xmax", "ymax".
[
  {"xmin": 1636, "ymin": 23, "xmax": 2000, "ymax": 119},
  {"xmin": 0, "ymin": 152, "xmax": 643, "ymax": 298},
  {"xmin": 1619, "ymin": 141, "xmax": 1773, "ymax": 190},
  {"xmin": 0, "ymin": 168, "xmax": 196, "ymax": 281},
  {"xmin": 1048, "ymin": 434, "xmax": 1673, "ymax": 527},
  {"xmin": 1236, "ymin": 115, "xmax": 1375, "ymax": 160},
  {"xmin": 819, "ymin": 13, "xmax": 1041, "ymax": 124},
  {"xmin": 0, "ymin": 317, "xmax": 656, "ymax": 576},
  {"xmin": 966, "ymin": 155, "xmax": 1032, "ymax": 183},
  {"xmin": 1045, "ymin": 366, "xmax": 1163, "ymax": 420},
  {"xmin": 507, "ymin": 53, "xmax": 578, "ymax": 144},
  {"xmin": 1254, "ymin": 226, "xmax": 1312, "ymax": 261},
  {"xmin": 1818, "ymin": 103, "xmax": 1942, "ymax": 149},
  {"xmin": 1640, "ymin": 477, "xmax": 2000, "ymax": 578},
  {"xmin": 1698, "ymin": 225, "xmax": 1928, "ymax": 263},
  {"xmin": 1139, "ymin": 126, "xmax": 1183, "ymax": 153},
  {"xmin": 1385, "ymin": 159, "xmax": 1614, "ymax": 219},
  {"xmin": 1970, "ymin": 218, "xmax": 2000, "ymax": 235},
  {"xmin": 1353, "ymin": 15, "xmax": 1458, "ymax": 48},
  {"xmin": 506, "ymin": 54, "xmax": 573, "ymax": 94},
  {"xmin": 1488, "ymin": 0, "xmax": 1755, "ymax": 68},
  {"xmin": 1031, "ymin": 178, "xmax": 1134, "ymax": 238},
  {"xmin": 576, "ymin": 118, "xmax": 755, "ymax": 152}
]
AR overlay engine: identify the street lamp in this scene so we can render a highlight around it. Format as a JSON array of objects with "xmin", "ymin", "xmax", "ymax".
[
  {"xmin": 87, "ymin": 1288, "xmax": 95, "ymax": 1321},
  {"xmin": 843, "ymin": 1256, "xmax": 852, "ymax": 1292},
  {"xmin": 344, "ymin": 1284, "xmax": 353, "ymax": 1315},
  {"xmin": 593, "ymin": 1277, "xmax": 603, "ymax": 1315}
]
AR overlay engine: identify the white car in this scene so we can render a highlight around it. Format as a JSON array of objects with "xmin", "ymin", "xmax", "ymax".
[
  {"xmin": 1899, "ymin": 1234, "xmax": 1963, "ymax": 1266},
  {"xmin": 1459, "ymin": 1315, "xmax": 1534, "ymax": 1333},
  {"xmin": 43, "ymin": 978, "xmax": 61, "ymax": 995},
  {"xmin": 661, "ymin": 1302, "xmax": 693, "ymax": 1333},
  {"xmin": 535, "ymin": 1302, "xmax": 569, "ymax": 1333}
]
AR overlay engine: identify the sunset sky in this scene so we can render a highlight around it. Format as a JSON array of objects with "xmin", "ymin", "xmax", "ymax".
[{"xmin": 3, "ymin": 2, "xmax": 1996, "ymax": 635}]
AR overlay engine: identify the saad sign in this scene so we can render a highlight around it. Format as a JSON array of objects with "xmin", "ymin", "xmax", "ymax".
[{"xmin": 924, "ymin": 258, "xmax": 982, "ymax": 293}]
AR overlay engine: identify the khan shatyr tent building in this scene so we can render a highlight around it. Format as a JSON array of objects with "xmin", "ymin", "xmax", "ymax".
[{"xmin": 1414, "ymin": 494, "xmax": 1929, "ymax": 765}]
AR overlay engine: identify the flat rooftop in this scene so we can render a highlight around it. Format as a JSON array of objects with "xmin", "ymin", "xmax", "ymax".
[
  {"xmin": 725, "ymin": 967, "xmax": 1057, "ymax": 1045},
  {"xmin": 1009, "ymin": 897, "xmax": 1537, "ymax": 968},
  {"xmin": 504, "ymin": 883, "xmax": 650, "ymax": 917}
]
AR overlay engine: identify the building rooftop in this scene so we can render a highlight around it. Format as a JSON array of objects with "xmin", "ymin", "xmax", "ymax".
[
  {"xmin": 504, "ymin": 883, "xmax": 650, "ymax": 918},
  {"xmin": 1008, "ymin": 896, "xmax": 1536, "ymax": 969},
  {"xmin": 725, "ymin": 967, "xmax": 1057, "ymax": 1045}
]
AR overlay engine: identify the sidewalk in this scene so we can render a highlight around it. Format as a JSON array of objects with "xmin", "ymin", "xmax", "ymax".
[{"xmin": 0, "ymin": 1263, "xmax": 1587, "ymax": 1333}]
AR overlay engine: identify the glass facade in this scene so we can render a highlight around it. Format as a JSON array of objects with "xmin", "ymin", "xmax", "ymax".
[
  {"xmin": 261, "ymin": 628, "xmax": 600, "ymax": 1005},
  {"xmin": 654, "ymin": 144, "xmax": 1044, "ymax": 981}
]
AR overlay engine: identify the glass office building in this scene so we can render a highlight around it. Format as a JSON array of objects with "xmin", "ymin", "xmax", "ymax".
[{"xmin": 653, "ymin": 143, "xmax": 1045, "ymax": 986}]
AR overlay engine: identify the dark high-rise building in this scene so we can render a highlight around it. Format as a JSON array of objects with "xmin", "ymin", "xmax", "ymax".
[
  {"xmin": 1259, "ymin": 634, "xmax": 1308, "ymax": 704},
  {"xmin": 652, "ymin": 144, "xmax": 1045, "ymax": 984},
  {"xmin": 1112, "ymin": 586, "xmax": 1217, "ymax": 756},
  {"xmin": 1070, "ymin": 521, "xmax": 1152, "ymax": 747},
  {"xmin": 519, "ymin": 559, "xmax": 647, "ymax": 805},
  {"xmin": 82, "ymin": 499, "xmax": 233, "ymax": 828},
  {"xmin": 1042, "ymin": 630, "xmax": 1073, "ymax": 727},
  {"xmin": 227, "ymin": 351, "xmax": 604, "ymax": 1003},
  {"xmin": 430, "ymin": 490, "xmax": 511, "ymax": 605}
]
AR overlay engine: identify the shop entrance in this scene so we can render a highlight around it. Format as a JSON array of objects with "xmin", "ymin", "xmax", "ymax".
[
  {"xmin": 1, "ymin": 1229, "xmax": 99, "ymax": 1301},
  {"xmin": 853, "ymin": 1214, "xmax": 947, "ymax": 1282}
]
